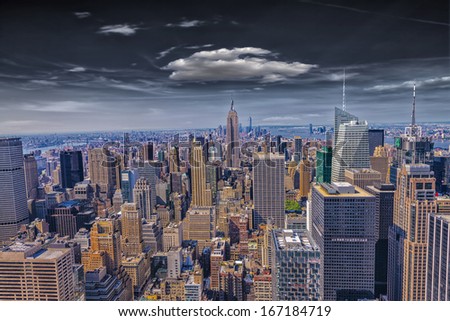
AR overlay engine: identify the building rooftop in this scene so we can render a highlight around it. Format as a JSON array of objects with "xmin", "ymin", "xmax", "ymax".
[
  {"xmin": 273, "ymin": 229, "xmax": 319, "ymax": 252},
  {"xmin": 315, "ymin": 182, "xmax": 373, "ymax": 198}
]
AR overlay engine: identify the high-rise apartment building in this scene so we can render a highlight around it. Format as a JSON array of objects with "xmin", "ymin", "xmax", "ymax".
[
  {"xmin": 311, "ymin": 182, "xmax": 376, "ymax": 300},
  {"xmin": 332, "ymin": 120, "xmax": 370, "ymax": 182},
  {"xmin": 0, "ymin": 243, "xmax": 74, "ymax": 300},
  {"xmin": 210, "ymin": 239, "xmax": 225, "ymax": 291},
  {"xmin": 253, "ymin": 152, "xmax": 285, "ymax": 228},
  {"xmin": 0, "ymin": 138, "xmax": 29, "ymax": 243},
  {"xmin": 388, "ymin": 164, "xmax": 437, "ymax": 301},
  {"xmin": 60, "ymin": 150, "xmax": 84, "ymax": 189},
  {"xmin": 271, "ymin": 229, "xmax": 321, "ymax": 300},
  {"xmin": 226, "ymin": 101, "xmax": 240, "ymax": 168}
]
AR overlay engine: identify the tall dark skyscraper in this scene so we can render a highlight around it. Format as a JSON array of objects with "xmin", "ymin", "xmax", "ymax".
[
  {"xmin": 143, "ymin": 142, "xmax": 154, "ymax": 162},
  {"xmin": 368, "ymin": 129, "xmax": 384, "ymax": 156},
  {"xmin": 366, "ymin": 183, "xmax": 395, "ymax": 298},
  {"xmin": 226, "ymin": 101, "xmax": 240, "ymax": 168},
  {"xmin": 311, "ymin": 182, "xmax": 376, "ymax": 300},
  {"xmin": 0, "ymin": 138, "xmax": 29, "ymax": 243},
  {"xmin": 23, "ymin": 153, "xmax": 39, "ymax": 199},
  {"xmin": 316, "ymin": 146, "xmax": 332, "ymax": 184},
  {"xmin": 60, "ymin": 151, "xmax": 84, "ymax": 189},
  {"xmin": 247, "ymin": 116, "xmax": 252, "ymax": 134},
  {"xmin": 253, "ymin": 152, "xmax": 285, "ymax": 228}
]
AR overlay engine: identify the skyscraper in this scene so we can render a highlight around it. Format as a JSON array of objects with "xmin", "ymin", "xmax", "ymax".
[
  {"xmin": 366, "ymin": 183, "xmax": 395, "ymax": 297},
  {"xmin": 333, "ymin": 107, "xmax": 358, "ymax": 151},
  {"xmin": 226, "ymin": 101, "xmax": 240, "ymax": 168},
  {"xmin": 169, "ymin": 146, "xmax": 180, "ymax": 173},
  {"xmin": 371, "ymin": 146, "xmax": 390, "ymax": 183},
  {"xmin": 89, "ymin": 218, "xmax": 123, "ymax": 275},
  {"xmin": 293, "ymin": 136, "xmax": 302, "ymax": 162},
  {"xmin": 298, "ymin": 158, "xmax": 311, "ymax": 199},
  {"xmin": 143, "ymin": 142, "xmax": 154, "ymax": 162},
  {"xmin": 121, "ymin": 169, "xmax": 137, "ymax": 203},
  {"xmin": 60, "ymin": 150, "xmax": 84, "ymax": 189},
  {"xmin": 253, "ymin": 152, "xmax": 285, "ymax": 228},
  {"xmin": 368, "ymin": 129, "xmax": 385, "ymax": 156},
  {"xmin": 121, "ymin": 203, "xmax": 144, "ymax": 257},
  {"xmin": 23, "ymin": 153, "xmax": 39, "ymax": 199},
  {"xmin": 311, "ymin": 182, "xmax": 376, "ymax": 300},
  {"xmin": 331, "ymin": 120, "xmax": 370, "ymax": 182},
  {"xmin": 88, "ymin": 148, "xmax": 115, "ymax": 199},
  {"xmin": 133, "ymin": 177, "xmax": 152, "ymax": 219},
  {"xmin": 426, "ymin": 198, "xmax": 450, "ymax": 301},
  {"xmin": 190, "ymin": 141, "xmax": 210, "ymax": 206},
  {"xmin": 247, "ymin": 116, "xmax": 252, "ymax": 134},
  {"xmin": 0, "ymin": 243, "xmax": 75, "ymax": 300},
  {"xmin": 271, "ymin": 229, "xmax": 321, "ymax": 300},
  {"xmin": 390, "ymin": 85, "xmax": 433, "ymax": 185},
  {"xmin": 388, "ymin": 164, "xmax": 437, "ymax": 301},
  {"xmin": 316, "ymin": 146, "xmax": 332, "ymax": 183},
  {"xmin": 0, "ymin": 138, "xmax": 29, "ymax": 243}
]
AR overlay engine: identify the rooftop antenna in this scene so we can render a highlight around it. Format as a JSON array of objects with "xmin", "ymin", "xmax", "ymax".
[
  {"xmin": 231, "ymin": 99, "xmax": 234, "ymax": 111},
  {"xmin": 411, "ymin": 82, "xmax": 416, "ymax": 127},
  {"xmin": 342, "ymin": 68, "xmax": 346, "ymax": 111}
]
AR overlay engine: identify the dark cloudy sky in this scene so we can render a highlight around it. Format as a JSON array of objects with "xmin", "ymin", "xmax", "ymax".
[{"xmin": 0, "ymin": 0, "xmax": 449, "ymax": 134}]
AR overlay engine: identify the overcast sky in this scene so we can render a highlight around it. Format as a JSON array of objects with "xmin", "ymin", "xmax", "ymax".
[{"xmin": 0, "ymin": 0, "xmax": 449, "ymax": 134}]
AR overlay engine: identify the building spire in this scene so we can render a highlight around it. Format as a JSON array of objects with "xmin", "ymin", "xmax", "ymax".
[
  {"xmin": 342, "ymin": 68, "xmax": 346, "ymax": 111},
  {"xmin": 231, "ymin": 99, "xmax": 234, "ymax": 111},
  {"xmin": 411, "ymin": 82, "xmax": 416, "ymax": 127}
]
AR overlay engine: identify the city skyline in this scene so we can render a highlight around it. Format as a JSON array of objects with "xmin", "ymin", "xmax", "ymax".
[{"xmin": 0, "ymin": 0, "xmax": 449, "ymax": 134}]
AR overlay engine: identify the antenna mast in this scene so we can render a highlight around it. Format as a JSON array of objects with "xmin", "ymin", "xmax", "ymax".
[{"xmin": 342, "ymin": 68, "xmax": 346, "ymax": 111}]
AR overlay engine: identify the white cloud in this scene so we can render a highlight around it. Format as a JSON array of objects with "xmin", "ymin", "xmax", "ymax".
[
  {"xmin": 98, "ymin": 24, "xmax": 139, "ymax": 36},
  {"xmin": 74, "ymin": 12, "xmax": 91, "ymax": 19},
  {"xmin": 68, "ymin": 66, "xmax": 86, "ymax": 72},
  {"xmin": 166, "ymin": 20, "xmax": 204, "ymax": 28},
  {"xmin": 21, "ymin": 101, "xmax": 91, "ymax": 113},
  {"xmin": 157, "ymin": 47, "xmax": 177, "ymax": 60},
  {"xmin": 185, "ymin": 44, "xmax": 214, "ymax": 50},
  {"xmin": 163, "ymin": 47, "xmax": 317, "ymax": 83},
  {"xmin": 29, "ymin": 80, "xmax": 58, "ymax": 86},
  {"xmin": 365, "ymin": 76, "xmax": 450, "ymax": 91}
]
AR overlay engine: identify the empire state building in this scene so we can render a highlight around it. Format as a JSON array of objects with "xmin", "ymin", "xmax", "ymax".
[{"xmin": 226, "ymin": 101, "xmax": 240, "ymax": 168}]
